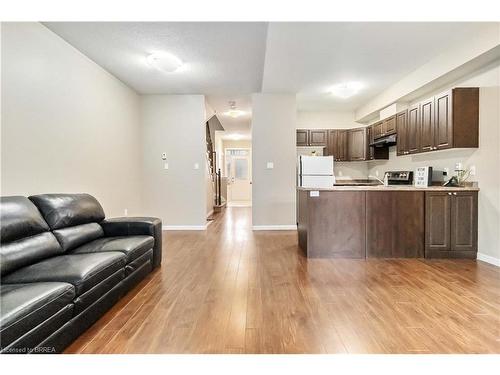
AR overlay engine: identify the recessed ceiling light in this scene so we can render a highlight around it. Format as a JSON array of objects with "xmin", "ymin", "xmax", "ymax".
[
  {"xmin": 146, "ymin": 51, "xmax": 183, "ymax": 73},
  {"xmin": 329, "ymin": 82, "xmax": 364, "ymax": 99}
]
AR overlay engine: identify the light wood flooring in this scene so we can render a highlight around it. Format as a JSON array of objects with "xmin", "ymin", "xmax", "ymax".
[{"xmin": 65, "ymin": 207, "xmax": 500, "ymax": 354}]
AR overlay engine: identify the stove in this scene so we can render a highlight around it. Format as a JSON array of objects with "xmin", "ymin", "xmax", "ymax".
[{"xmin": 386, "ymin": 171, "xmax": 414, "ymax": 185}]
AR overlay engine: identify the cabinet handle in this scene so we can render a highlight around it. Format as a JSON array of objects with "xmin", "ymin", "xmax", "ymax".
[
  {"xmin": 448, "ymin": 192, "xmax": 452, "ymax": 195},
  {"xmin": 453, "ymin": 192, "xmax": 457, "ymax": 195}
]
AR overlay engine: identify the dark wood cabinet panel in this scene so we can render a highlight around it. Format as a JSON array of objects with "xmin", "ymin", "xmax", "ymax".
[
  {"xmin": 407, "ymin": 104, "xmax": 420, "ymax": 154},
  {"xmin": 425, "ymin": 192, "xmax": 451, "ymax": 253},
  {"xmin": 296, "ymin": 129, "xmax": 309, "ymax": 146},
  {"xmin": 367, "ymin": 126, "xmax": 374, "ymax": 160},
  {"xmin": 366, "ymin": 192, "xmax": 424, "ymax": 258},
  {"xmin": 309, "ymin": 129, "xmax": 328, "ymax": 146},
  {"xmin": 347, "ymin": 127, "xmax": 367, "ymax": 161},
  {"xmin": 305, "ymin": 191, "xmax": 366, "ymax": 258},
  {"xmin": 452, "ymin": 88, "xmax": 479, "ymax": 148},
  {"xmin": 396, "ymin": 110, "xmax": 408, "ymax": 156},
  {"xmin": 327, "ymin": 130, "xmax": 348, "ymax": 161},
  {"xmin": 450, "ymin": 192, "xmax": 478, "ymax": 252},
  {"xmin": 373, "ymin": 121, "xmax": 383, "ymax": 139},
  {"xmin": 425, "ymin": 191, "xmax": 478, "ymax": 258},
  {"xmin": 420, "ymin": 97, "xmax": 434, "ymax": 152},
  {"xmin": 435, "ymin": 90, "xmax": 452, "ymax": 150},
  {"xmin": 383, "ymin": 116, "xmax": 396, "ymax": 135}
]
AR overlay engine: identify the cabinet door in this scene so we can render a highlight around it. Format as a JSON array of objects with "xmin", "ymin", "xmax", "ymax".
[
  {"xmin": 367, "ymin": 126, "xmax": 374, "ymax": 160},
  {"xmin": 383, "ymin": 116, "xmax": 396, "ymax": 135},
  {"xmin": 296, "ymin": 129, "xmax": 309, "ymax": 146},
  {"xmin": 373, "ymin": 121, "xmax": 383, "ymax": 139},
  {"xmin": 347, "ymin": 128, "xmax": 367, "ymax": 161},
  {"xmin": 407, "ymin": 104, "xmax": 420, "ymax": 154},
  {"xmin": 425, "ymin": 192, "xmax": 451, "ymax": 255},
  {"xmin": 337, "ymin": 130, "xmax": 348, "ymax": 161},
  {"xmin": 327, "ymin": 130, "xmax": 338, "ymax": 159},
  {"xmin": 420, "ymin": 97, "xmax": 435, "ymax": 152},
  {"xmin": 396, "ymin": 110, "xmax": 408, "ymax": 156},
  {"xmin": 435, "ymin": 90, "xmax": 453, "ymax": 150},
  {"xmin": 450, "ymin": 192, "xmax": 478, "ymax": 252},
  {"xmin": 309, "ymin": 129, "xmax": 328, "ymax": 146}
]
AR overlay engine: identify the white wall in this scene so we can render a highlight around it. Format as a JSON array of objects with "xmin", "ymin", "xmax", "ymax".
[
  {"xmin": 1, "ymin": 22, "xmax": 142, "ymax": 217},
  {"xmin": 252, "ymin": 94, "xmax": 296, "ymax": 228},
  {"xmin": 296, "ymin": 110, "xmax": 369, "ymax": 179},
  {"xmin": 368, "ymin": 62, "xmax": 500, "ymax": 261},
  {"xmin": 141, "ymin": 95, "xmax": 207, "ymax": 229}
]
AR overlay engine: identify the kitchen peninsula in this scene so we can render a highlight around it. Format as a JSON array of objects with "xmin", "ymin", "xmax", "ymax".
[{"xmin": 297, "ymin": 185, "xmax": 479, "ymax": 259}]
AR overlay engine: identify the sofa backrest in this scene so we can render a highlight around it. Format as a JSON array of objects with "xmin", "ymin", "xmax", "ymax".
[
  {"xmin": 0, "ymin": 196, "xmax": 64, "ymax": 275},
  {"xmin": 29, "ymin": 194, "xmax": 105, "ymax": 252}
]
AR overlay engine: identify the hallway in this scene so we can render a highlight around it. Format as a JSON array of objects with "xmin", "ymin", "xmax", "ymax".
[{"xmin": 65, "ymin": 207, "xmax": 500, "ymax": 354}]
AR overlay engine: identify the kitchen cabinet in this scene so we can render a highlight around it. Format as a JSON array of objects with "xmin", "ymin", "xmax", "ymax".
[
  {"xmin": 296, "ymin": 129, "xmax": 327, "ymax": 147},
  {"xmin": 396, "ymin": 110, "xmax": 408, "ymax": 156},
  {"xmin": 434, "ymin": 89, "xmax": 452, "ymax": 150},
  {"xmin": 407, "ymin": 104, "xmax": 420, "ymax": 154},
  {"xmin": 309, "ymin": 129, "xmax": 328, "ymax": 146},
  {"xmin": 367, "ymin": 125, "xmax": 374, "ymax": 160},
  {"xmin": 425, "ymin": 191, "xmax": 478, "ymax": 258},
  {"xmin": 373, "ymin": 117, "xmax": 396, "ymax": 140},
  {"xmin": 327, "ymin": 129, "xmax": 348, "ymax": 161},
  {"xmin": 420, "ymin": 97, "xmax": 434, "ymax": 152},
  {"xmin": 347, "ymin": 127, "xmax": 367, "ymax": 161},
  {"xmin": 366, "ymin": 191, "xmax": 424, "ymax": 258},
  {"xmin": 373, "ymin": 121, "xmax": 383, "ymax": 139},
  {"xmin": 296, "ymin": 129, "xmax": 309, "ymax": 146}
]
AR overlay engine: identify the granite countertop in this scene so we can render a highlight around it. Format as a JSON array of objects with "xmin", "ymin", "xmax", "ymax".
[{"xmin": 297, "ymin": 185, "xmax": 480, "ymax": 192}]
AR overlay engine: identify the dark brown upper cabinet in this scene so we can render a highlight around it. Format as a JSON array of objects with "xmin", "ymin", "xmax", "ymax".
[
  {"xmin": 373, "ymin": 121, "xmax": 383, "ymax": 139},
  {"xmin": 327, "ymin": 129, "xmax": 348, "ymax": 161},
  {"xmin": 309, "ymin": 129, "xmax": 328, "ymax": 146},
  {"xmin": 296, "ymin": 129, "xmax": 309, "ymax": 146},
  {"xmin": 419, "ymin": 97, "xmax": 435, "ymax": 153},
  {"xmin": 425, "ymin": 191, "xmax": 478, "ymax": 258},
  {"xmin": 396, "ymin": 110, "xmax": 408, "ymax": 156},
  {"xmin": 347, "ymin": 127, "xmax": 367, "ymax": 161},
  {"xmin": 373, "ymin": 116, "xmax": 396, "ymax": 140}
]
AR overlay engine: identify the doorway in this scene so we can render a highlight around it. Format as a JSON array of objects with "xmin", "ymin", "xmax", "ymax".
[{"xmin": 225, "ymin": 148, "xmax": 252, "ymax": 207}]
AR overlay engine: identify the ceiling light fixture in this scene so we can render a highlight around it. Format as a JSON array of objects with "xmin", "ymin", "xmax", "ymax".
[
  {"xmin": 224, "ymin": 101, "xmax": 246, "ymax": 118},
  {"xmin": 146, "ymin": 51, "xmax": 183, "ymax": 73},
  {"xmin": 329, "ymin": 82, "xmax": 364, "ymax": 99}
]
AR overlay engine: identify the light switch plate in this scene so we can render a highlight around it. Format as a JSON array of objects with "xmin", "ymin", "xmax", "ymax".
[
  {"xmin": 266, "ymin": 162, "xmax": 274, "ymax": 169},
  {"xmin": 194, "ymin": 163, "xmax": 200, "ymax": 170},
  {"xmin": 310, "ymin": 191, "xmax": 320, "ymax": 197},
  {"xmin": 164, "ymin": 163, "xmax": 169, "ymax": 170}
]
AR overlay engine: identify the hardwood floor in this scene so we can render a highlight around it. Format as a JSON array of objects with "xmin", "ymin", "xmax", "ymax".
[{"xmin": 65, "ymin": 207, "xmax": 500, "ymax": 354}]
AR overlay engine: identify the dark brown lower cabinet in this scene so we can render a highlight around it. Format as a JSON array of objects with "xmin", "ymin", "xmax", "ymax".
[
  {"xmin": 425, "ymin": 191, "xmax": 478, "ymax": 258},
  {"xmin": 366, "ymin": 192, "xmax": 424, "ymax": 258}
]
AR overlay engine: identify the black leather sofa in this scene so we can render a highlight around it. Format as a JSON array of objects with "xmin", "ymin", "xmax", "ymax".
[{"xmin": 0, "ymin": 194, "xmax": 162, "ymax": 353}]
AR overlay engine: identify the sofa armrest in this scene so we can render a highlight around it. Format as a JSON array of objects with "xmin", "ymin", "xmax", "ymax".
[{"xmin": 100, "ymin": 217, "xmax": 162, "ymax": 268}]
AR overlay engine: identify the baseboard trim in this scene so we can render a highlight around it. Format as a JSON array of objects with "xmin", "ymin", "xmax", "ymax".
[
  {"xmin": 476, "ymin": 252, "xmax": 500, "ymax": 267},
  {"xmin": 162, "ymin": 225, "xmax": 207, "ymax": 231},
  {"xmin": 252, "ymin": 225, "xmax": 297, "ymax": 231}
]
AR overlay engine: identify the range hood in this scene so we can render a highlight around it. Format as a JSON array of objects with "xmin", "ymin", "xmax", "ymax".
[{"xmin": 369, "ymin": 134, "xmax": 397, "ymax": 147}]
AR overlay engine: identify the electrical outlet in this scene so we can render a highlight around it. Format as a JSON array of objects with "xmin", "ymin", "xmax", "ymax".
[
  {"xmin": 375, "ymin": 170, "xmax": 379, "ymax": 177},
  {"xmin": 194, "ymin": 163, "xmax": 200, "ymax": 170},
  {"xmin": 124, "ymin": 209, "xmax": 128, "ymax": 216},
  {"xmin": 470, "ymin": 165, "xmax": 476, "ymax": 176},
  {"xmin": 455, "ymin": 162, "xmax": 462, "ymax": 171},
  {"xmin": 338, "ymin": 170, "xmax": 343, "ymax": 176},
  {"xmin": 266, "ymin": 162, "xmax": 274, "ymax": 169}
]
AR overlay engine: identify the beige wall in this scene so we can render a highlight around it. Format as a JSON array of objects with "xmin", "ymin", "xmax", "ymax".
[
  {"xmin": 368, "ymin": 62, "xmax": 500, "ymax": 261},
  {"xmin": 252, "ymin": 94, "xmax": 296, "ymax": 228},
  {"xmin": 141, "ymin": 95, "xmax": 207, "ymax": 229},
  {"xmin": 1, "ymin": 22, "xmax": 142, "ymax": 217}
]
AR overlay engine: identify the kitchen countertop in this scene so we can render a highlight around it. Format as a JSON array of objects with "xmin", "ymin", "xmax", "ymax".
[{"xmin": 297, "ymin": 185, "xmax": 480, "ymax": 192}]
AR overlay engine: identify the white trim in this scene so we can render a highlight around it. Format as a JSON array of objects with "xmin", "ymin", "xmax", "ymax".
[
  {"xmin": 476, "ymin": 252, "xmax": 500, "ymax": 267},
  {"xmin": 252, "ymin": 225, "xmax": 297, "ymax": 231},
  {"xmin": 162, "ymin": 224, "xmax": 207, "ymax": 231}
]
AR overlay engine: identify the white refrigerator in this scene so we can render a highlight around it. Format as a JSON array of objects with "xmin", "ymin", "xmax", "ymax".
[{"xmin": 298, "ymin": 155, "xmax": 335, "ymax": 188}]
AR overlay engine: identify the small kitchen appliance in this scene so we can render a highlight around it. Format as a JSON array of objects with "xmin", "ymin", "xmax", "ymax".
[{"xmin": 385, "ymin": 171, "xmax": 414, "ymax": 185}]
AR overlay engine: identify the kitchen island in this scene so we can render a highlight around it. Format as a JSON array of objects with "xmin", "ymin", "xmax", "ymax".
[{"xmin": 297, "ymin": 185, "xmax": 479, "ymax": 259}]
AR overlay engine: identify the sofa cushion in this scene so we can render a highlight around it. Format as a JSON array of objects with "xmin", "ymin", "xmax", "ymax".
[
  {"xmin": 2, "ymin": 252, "xmax": 126, "ymax": 295},
  {"xmin": 70, "ymin": 235, "xmax": 154, "ymax": 263},
  {"xmin": 29, "ymin": 194, "xmax": 105, "ymax": 230},
  {"xmin": 0, "ymin": 196, "xmax": 49, "ymax": 242},
  {"xmin": 0, "ymin": 197, "xmax": 63, "ymax": 275},
  {"xmin": 53, "ymin": 223, "xmax": 104, "ymax": 252},
  {"xmin": 0, "ymin": 282, "xmax": 75, "ymax": 349}
]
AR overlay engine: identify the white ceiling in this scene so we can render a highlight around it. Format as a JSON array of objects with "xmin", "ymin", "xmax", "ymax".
[
  {"xmin": 44, "ymin": 22, "xmax": 493, "ymax": 137},
  {"xmin": 262, "ymin": 22, "xmax": 491, "ymax": 111},
  {"xmin": 206, "ymin": 95, "xmax": 252, "ymax": 140}
]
